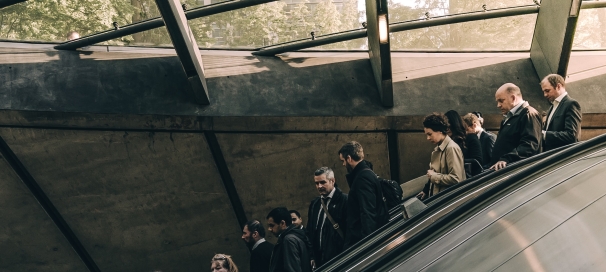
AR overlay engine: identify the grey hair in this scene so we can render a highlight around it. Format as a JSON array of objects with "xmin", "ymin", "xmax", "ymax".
[{"xmin": 314, "ymin": 167, "xmax": 334, "ymax": 180}]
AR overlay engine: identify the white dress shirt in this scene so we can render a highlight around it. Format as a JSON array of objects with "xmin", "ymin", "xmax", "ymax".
[
  {"xmin": 543, "ymin": 92, "xmax": 568, "ymax": 139},
  {"xmin": 317, "ymin": 187, "xmax": 336, "ymax": 244}
]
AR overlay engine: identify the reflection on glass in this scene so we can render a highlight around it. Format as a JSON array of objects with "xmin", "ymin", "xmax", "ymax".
[
  {"xmin": 573, "ymin": 8, "xmax": 606, "ymax": 49},
  {"xmin": 307, "ymin": 37, "xmax": 367, "ymax": 50},
  {"xmin": 189, "ymin": 0, "xmax": 362, "ymax": 49},
  {"xmin": 388, "ymin": 0, "xmax": 536, "ymax": 22},
  {"xmin": 390, "ymin": 14, "xmax": 536, "ymax": 51},
  {"xmin": 0, "ymin": 0, "xmax": 133, "ymax": 42}
]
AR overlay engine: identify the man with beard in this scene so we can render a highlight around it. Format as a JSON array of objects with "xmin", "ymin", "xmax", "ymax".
[
  {"xmin": 241, "ymin": 220, "xmax": 274, "ymax": 272},
  {"xmin": 267, "ymin": 207, "xmax": 313, "ymax": 272},
  {"xmin": 306, "ymin": 167, "xmax": 348, "ymax": 267},
  {"xmin": 338, "ymin": 141, "xmax": 388, "ymax": 249}
]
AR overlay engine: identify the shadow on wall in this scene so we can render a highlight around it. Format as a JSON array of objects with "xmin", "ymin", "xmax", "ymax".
[{"xmin": 0, "ymin": 47, "xmax": 568, "ymax": 117}]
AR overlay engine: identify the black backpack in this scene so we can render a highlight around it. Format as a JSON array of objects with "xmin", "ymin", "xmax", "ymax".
[
  {"xmin": 378, "ymin": 177, "xmax": 404, "ymax": 210},
  {"xmin": 363, "ymin": 169, "xmax": 404, "ymax": 210}
]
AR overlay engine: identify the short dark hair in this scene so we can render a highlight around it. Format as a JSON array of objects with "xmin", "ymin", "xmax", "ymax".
[
  {"xmin": 338, "ymin": 141, "xmax": 364, "ymax": 162},
  {"xmin": 423, "ymin": 113, "xmax": 449, "ymax": 134},
  {"xmin": 266, "ymin": 207, "xmax": 292, "ymax": 227},
  {"xmin": 245, "ymin": 220, "xmax": 265, "ymax": 238},
  {"xmin": 543, "ymin": 73, "xmax": 566, "ymax": 88},
  {"xmin": 289, "ymin": 210, "xmax": 301, "ymax": 218}
]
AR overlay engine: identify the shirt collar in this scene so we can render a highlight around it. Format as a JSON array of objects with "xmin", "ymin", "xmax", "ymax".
[
  {"xmin": 436, "ymin": 135, "xmax": 451, "ymax": 151},
  {"xmin": 252, "ymin": 238, "xmax": 266, "ymax": 250},
  {"xmin": 554, "ymin": 92, "xmax": 567, "ymax": 103},
  {"xmin": 509, "ymin": 100, "xmax": 526, "ymax": 115},
  {"xmin": 323, "ymin": 187, "xmax": 336, "ymax": 199},
  {"xmin": 476, "ymin": 129, "xmax": 483, "ymax": 138}
]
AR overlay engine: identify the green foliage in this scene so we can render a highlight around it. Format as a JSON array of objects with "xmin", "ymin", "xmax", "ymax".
[{"xmin": 0, "ymin": 0, "xmax": 604, "ymax": 49}]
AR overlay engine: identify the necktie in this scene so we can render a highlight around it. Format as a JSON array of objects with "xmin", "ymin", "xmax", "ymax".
[{"xmin": 318, "ymin": 197, "xmax": 331, "ymax": 246}]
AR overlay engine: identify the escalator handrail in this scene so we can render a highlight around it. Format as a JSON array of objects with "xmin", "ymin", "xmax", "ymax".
[
  {"xmin": 362, "ymin": 135, "xmax": 606, "ymax": 271},
  {"xmin": 320, "ymin": 143, "xmax": 572, "ymax": 271}
]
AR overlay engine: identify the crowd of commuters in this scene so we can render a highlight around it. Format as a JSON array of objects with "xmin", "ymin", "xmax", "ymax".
[{"xmin": 212, "ymin": 74, "xmax": 582, "ymax": 272}]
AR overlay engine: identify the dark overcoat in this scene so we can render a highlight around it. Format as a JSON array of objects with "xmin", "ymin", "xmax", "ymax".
[
  {"xmin": 491, "ymin": 101, "xmax": 542, "ymax": 165},
  {"xmin": 343, "ymin": 160, "xmax": 388, "ymax": 249},
  {"xmin": 306, "ymin": 187, "xmax": 348, "ymax": 266},
  {"xmin": 269, "ymin": 225, "xmax": 312, "ymax": 272}
]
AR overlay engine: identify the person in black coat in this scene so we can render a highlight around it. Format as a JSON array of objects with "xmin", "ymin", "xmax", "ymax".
[
  {"xmin": 242, "ymin": 220, "xmax": 274, "ymax": 272},
  {"xmin": 490, "ymin": 83, "xmax": 542, "ymax": 170},
  {"xmin": 445, "ymin": 110, "xmax": 483, "ymax": 165},
  {"xmin": 267, "ymin": 207, "xmax": 312, "ymax": 272},
  {"xmin": 540, "ymin": 74, "xmax": 582, "ymax": 152},
  {"xmin": 338, "ymin": 141, "xmax": 388, "ymax": 249},
  {"xmin": 463, "ymin": 113, "xmax": 497, "ymax": 168},
  {"xmin": 306, "ymin": 167, "xmax": 348, "ymax": 267}
]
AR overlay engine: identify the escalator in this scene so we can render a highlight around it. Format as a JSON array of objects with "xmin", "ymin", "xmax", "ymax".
[{"xmin": 318, "ymin": 134, "xmax": 606, "ymax": 271}]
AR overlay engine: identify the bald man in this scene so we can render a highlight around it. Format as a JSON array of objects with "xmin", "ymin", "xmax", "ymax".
[{"xmin": 490, "ymin": 83, "xmax": 543, "ymax": 170}]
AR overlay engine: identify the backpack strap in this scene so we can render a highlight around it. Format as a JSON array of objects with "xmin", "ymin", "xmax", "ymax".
[{"xmin": 361, "ymin": 168, "xmax": 388, "ymax": 204}]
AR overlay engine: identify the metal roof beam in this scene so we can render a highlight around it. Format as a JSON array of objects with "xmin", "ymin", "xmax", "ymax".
[
  {"xmin": 253, "ymin": 2, "xmax": 606, "ymax": 56},
  {"xmin": 254, "ymin": 5, "xmax": 540, "ymax": 56},
  {"xmin": 155, "ymin": 0, "xmax": 209, "ymax": 105},
  {"xmin": 54, "ymin": 0, "xmax": 276, "ymax": 50}
]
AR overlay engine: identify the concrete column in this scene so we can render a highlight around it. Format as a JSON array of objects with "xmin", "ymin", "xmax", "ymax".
[
  {"xmin": 530, "ymin": 0, "xmax": 582, "ymax": 79},
  {"xmin": 365, "ymin": 0, "xmax": 394, "ymax": 107}
]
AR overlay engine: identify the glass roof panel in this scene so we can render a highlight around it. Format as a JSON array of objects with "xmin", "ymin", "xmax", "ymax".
[
  {"xmin": 387, "ymin": 0, "xmax": 537, "ymax": 22},
  {"xmin": 96, "ymin": 26, "xmax": 173, "ymax": 47},
  {"xmin": 188, "ymin": 0, "xmax": 362, "ymax": 49},
  {"xmin": 306, "ymin": 37, "xmax": 367, "ymax": 50},
  {"xmin": 129, "ymin": 0, "xmax": 230, "ymax": 23},
  {"xmin": 0, "ymin": 0, "xmax": 133, "ymax": 43},
  {"xmin": 390, "ymin": 13, "xmax": 537, "ymax": 51},
  {"xmin": 573, "ymin": 8, "xmax": 606, "ymax": 50}
]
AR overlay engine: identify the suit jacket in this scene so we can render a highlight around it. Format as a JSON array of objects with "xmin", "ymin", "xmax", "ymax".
[
  {"xmin": 463, "ymin": 134, "xmax": 483, "ymax": 164},
  {"xmin": 426, "ymin": 135, "xmax": 466, "ymax": 197},
  {"xmin": 343, "ymin": 160, "xmax": 388, "ymax": 249},
  {"xmin": 250, "ymin": 240, "xmax": 274, "ymax": 272},
  {"xmin": 306, "ymin": 187, "xmax": 348, "ymax": 266},
  {"xmin": 269, "ymin": 225, "xmax": 312, "ymax": 272},
  {"xmin": 543, "ymin": 95, "xmax": 582, "ymax": 151},
  {"xmin": 491, "ymin": 101, "xmax": 542, "ymax": 165},
  {"xmin": 479, "ymin": 130, "xmax": 497, "ymax": 168}
]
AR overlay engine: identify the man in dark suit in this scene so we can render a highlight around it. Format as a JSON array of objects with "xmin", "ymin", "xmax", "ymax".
[
  {"xmin": 306, "ymin": 167, "xmax": 348, "ymax": 268},
  {"xmin": 338, "ymin": 141, "xmax": 388, "ymax": 248},
  {"xmin": 242, "ymin": 220, "xmax": 274, "ymax": 272},
  {"xmin": 490, "ymin": 83, "xmax": 543, "ymax": 171},
  {"xmin": 540, "ymin": 74, "xmax": 582, "ymax": 151},
  {"xmin": 464, "ymin": 113, "xmax": 497, "ymax": 168}
]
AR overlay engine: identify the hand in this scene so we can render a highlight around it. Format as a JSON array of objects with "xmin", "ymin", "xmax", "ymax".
[
  {"xmin": 417, "ymin": 191, "xmax": 426, "ymax": 200},
  {"xmin": 490, "ymin": 161, "xmax": 507, "ymax": 171},
  {"xmin": 427, "ymin": 169, "xmax": 436, "ymax": 178}
]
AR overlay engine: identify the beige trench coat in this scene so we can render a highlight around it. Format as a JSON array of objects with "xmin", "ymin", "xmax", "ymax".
[{"xmin": 428, "ymin": 135, "xmax": 466, "ymax": 196}]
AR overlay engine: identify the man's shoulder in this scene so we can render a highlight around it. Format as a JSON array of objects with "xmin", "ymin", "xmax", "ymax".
[
  {"xmin": 254, "ymin": 240, "xmax": 274, "ymax": 251},
  {"xmin": 523, "ymin": 104, "xmax": 540, "ymax": 117},
  {"xmin": 482, "ymin": 131, "xmax": 497, "ymax": 140}
]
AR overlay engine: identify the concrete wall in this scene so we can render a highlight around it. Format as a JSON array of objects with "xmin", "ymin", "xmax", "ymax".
[{"xmin": 1, "ymin": 42, "xmax": 605, "ymax": 271}]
